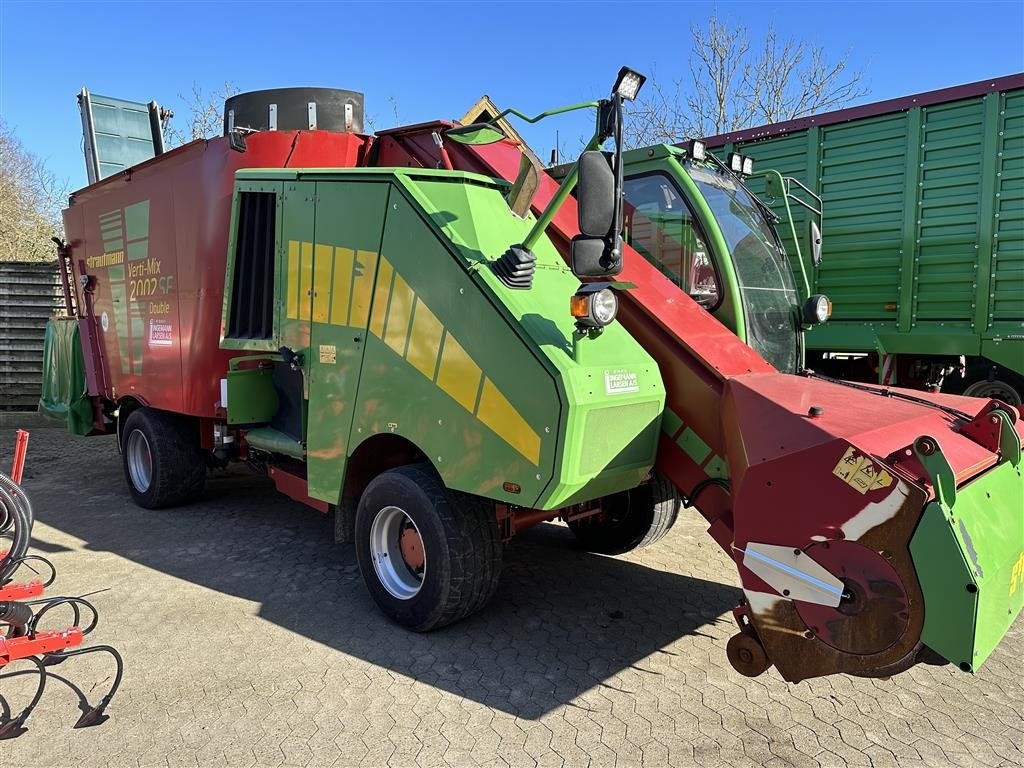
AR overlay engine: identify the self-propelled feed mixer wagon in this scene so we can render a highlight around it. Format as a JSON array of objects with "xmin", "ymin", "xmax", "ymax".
[{"xmin": 41, "ymin": 75, "xmax": 1023, "ymax": 683}]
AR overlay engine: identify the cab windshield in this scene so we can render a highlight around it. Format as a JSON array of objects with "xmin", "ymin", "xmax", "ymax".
[{"xmin": 686, "ymin": 163, "xmax": 801, "ymax": 373}]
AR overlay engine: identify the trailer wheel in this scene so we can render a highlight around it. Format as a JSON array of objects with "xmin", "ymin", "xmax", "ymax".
[
  {"xmin": 962, "ymin": 376, "xmax": 1022, "ymax": 407},
  {"xmin": 355, "ymin": 463, "xmax": 502, "ymax": 631},
  {"xmin": 569, "ymin": 471, "xmax": 681, "ymax": 555},
  {"xmin": 121, "ymin": 409, "xmax": 206, "ymax": 509}
]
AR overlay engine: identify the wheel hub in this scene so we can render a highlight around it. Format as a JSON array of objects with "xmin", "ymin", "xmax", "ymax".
[{"xmin": 399, "ymin": 524, "xmax": 425, "ymax": 570}]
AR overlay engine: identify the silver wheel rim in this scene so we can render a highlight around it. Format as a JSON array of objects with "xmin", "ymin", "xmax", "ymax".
[
  {"xmin": 369, "ymin": 505, "xmax": 425, "ymax": 600},
  {"xmin": 126, "ymin": 429, "xmax": 153, "ymax": 493}
]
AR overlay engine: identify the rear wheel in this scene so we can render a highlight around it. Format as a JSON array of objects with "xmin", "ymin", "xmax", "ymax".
[
  {"xmin": 120, "ymin": 408, "xmax": 206, "ymax": 509},
  {"xmin": 355, "ymin": 463, "xmax": 502, "ymax": 631},
  {"xmin": 568, "ymin": 471, "xmax": 681, "ymax": 555},
  {"xmin": 962, "ymin": 376, "xmax": 1023, "ymax": 407}
]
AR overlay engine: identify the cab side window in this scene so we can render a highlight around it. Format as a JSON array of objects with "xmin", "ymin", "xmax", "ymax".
[{"xmin": 623, "ymin": 174, "xmax": 720, "ymax": 309}]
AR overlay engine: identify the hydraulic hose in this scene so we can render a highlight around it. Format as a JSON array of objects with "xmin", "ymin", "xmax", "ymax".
[
  {"xmin": 0, "ymin": 472, "xmax": 33, "ymax": 530},
  {"xmin": 0, "ymin": 482, "xmax": 31, "ymax": 583},
  {"xmin": 0, "ymin": 600, "xmax": 33, "ymax": 628}
]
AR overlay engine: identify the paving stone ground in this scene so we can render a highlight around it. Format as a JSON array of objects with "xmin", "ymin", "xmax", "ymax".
[{"xmin": 1, "ymin": 426, "xmax": 1021, "ymax": 768}]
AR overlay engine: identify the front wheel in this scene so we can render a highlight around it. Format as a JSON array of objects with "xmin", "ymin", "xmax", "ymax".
[
  {"xmin": 568, "ymin": 472, "xmax": 681, "ymax": 555},
  {"xmin": 121, "ymin": 408, "xmax": 206, "ymax": 509},
  {"xmin": 355, "ymin": 464, "xmax": 502, "ymax": 631}
]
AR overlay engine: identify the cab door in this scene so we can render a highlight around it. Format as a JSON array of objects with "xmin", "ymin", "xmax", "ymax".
[{"xmin": 305, "ymin": 180, "xmax": 391, "ymax": 503}]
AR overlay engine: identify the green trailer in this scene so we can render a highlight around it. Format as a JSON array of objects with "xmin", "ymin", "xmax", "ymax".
[{"xmin": 704, "ymin": 74, "xmax": 1024, "ymax": 404}]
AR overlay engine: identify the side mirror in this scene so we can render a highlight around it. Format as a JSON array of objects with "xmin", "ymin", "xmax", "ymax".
[
  {"xmin": 577, "ymin": 151, "xmax": 615, "ymax": 237},
  {"xmin": 570, "ymin": 234, "xmax": 622, "ymax": 278},
  {"xmin": 809, "ymin": 220, "xmax": 823, "ymax": 266},
  {"xmin": 572, "ymin": 151, "xmax": 622, "ymax": 278}
]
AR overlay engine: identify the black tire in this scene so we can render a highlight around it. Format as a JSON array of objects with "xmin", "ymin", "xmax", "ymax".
[
  {"xmin": 355, "ymin": 463, "xmax": 502, "ymax": 631},
  {"xmin": 962, "ymin": 376, "xmax": 1023, "ymax": 407},
  {"xmin": 569, "ymin": 471, "xmax": 681, "ymax": 555},
  {"xmin": 121, "ymin": 408, "xmax": 206, "ymax": 509}
]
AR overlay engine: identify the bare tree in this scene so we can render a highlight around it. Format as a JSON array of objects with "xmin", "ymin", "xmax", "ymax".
[
  {"xmin": 162, "ymin": 81, "xmax": 239, "ymax": 147},
  {"xmin": 0, "ymin": 121, "xmax": 68, "ymax": 262},
  {"xmin": 626, "ymin": 17, "xmax": 868, "ymax": 147}
]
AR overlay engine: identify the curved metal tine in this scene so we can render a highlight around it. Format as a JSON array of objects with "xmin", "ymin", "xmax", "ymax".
[
  {"xmin": 28, "ymin": 597, "xmax": 96, "ymax": 637},
  {"xmin": 6, "ymin": 555, "xmax": 58, "ymax": 588},
  {"xmin": 43, "ymin": 645, "xmax": 123, "ymax": 729},
  {"xmin": 0, "ymin": 656, "xmax": 47, "ymax": 740}
]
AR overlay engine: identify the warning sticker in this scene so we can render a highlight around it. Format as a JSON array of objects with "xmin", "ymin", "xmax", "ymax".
[
  {"xmin": 833, "ymin": 447, "xmax": 894, "ymax": 494},
  {"xmin": 604, "ymin": 369, "xmax": 639, "ymax": 395},
  {"xmin": 319, "ymin": 344, "xmax": 337, "ymax": 364}
]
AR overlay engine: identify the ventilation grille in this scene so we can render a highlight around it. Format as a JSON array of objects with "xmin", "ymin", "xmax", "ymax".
[{"xmin": 227, "ymin": 192, "xmax": 276, "ymax": 339}]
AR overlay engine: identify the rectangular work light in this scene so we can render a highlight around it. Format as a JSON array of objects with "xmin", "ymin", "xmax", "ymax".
[{"xmin": 612, "ymin": 67, "xmax": 647, "ymax": 101}]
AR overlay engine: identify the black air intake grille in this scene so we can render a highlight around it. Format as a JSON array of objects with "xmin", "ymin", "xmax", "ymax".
[{"xmin": 227, "ymin": 191, "xmax": 276, "ymax": 339}]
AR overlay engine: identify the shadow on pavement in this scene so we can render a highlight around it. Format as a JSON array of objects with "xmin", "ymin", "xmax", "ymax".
[{"xmin": 15, "ymin": 434, "xmax": 740, "ymax": 720}]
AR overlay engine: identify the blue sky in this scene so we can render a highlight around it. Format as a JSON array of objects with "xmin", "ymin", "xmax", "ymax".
[{"xmin": 2, "ymin": 0, "xmax": 1022, "ymax": 191}]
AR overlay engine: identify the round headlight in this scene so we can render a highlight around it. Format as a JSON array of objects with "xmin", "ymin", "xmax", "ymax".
[
  {"xmin": 803, "ymin": 293, "xmax": 832, "ymax": 324},
  {"xmin": 590, "ymin": 288, "xmax": 618, "ymax": 326}
]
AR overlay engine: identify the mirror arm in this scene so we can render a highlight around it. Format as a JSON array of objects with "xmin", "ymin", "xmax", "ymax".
[
  {"xmin": 521, "ymin": 128, "xmax": 603, "ymax": 251},
  {"xmin": 489, "ymin": 101, "xmax": 601, "ymax": 126}
]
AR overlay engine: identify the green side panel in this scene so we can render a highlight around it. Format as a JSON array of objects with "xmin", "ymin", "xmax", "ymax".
[
  {"xmin": 350, "ymin": 184, "xmax": 556, "ymax": 505},
  {"xmin": 38, "ymin": 318, "xmax": 93, "ymax": 436},
  {"xmin": 981, "ymin": 338, "xmax": 1024, "ymax": 373},
  {"xmin": 306, "ymin": 181, "xmax": 390, "ymax": 503},
  {"xmin": 821, "ymin": 112, "xmax": 909, "ymax": 324},
  {"xmin": 226, "ymin": 365, "xmax": 278, "ymax": 425},
  {"xmin": 909, "ymin": 459, "xmax": 1024, "ymax": 671},
  {"xmin": 992, "ymin": 90, "xmax": 1024, "ymax": 325},
  {"xmin": 737, "ymin": 132, "xmax": 810, "ymax": 276},
  {"xmin": 914, "ymin": 98, "xmax": 986, "ymax": 322},
  {"xmin": 337, "ymin": 174, "xmax": 664, "ymax": 509},
  {"xmin": 398, "ymin": 176, "xmax": 664, "ymax": 509},
  {"xmin": 723, "ymin": 85, "xmax": 1024, "ymax": 373}
]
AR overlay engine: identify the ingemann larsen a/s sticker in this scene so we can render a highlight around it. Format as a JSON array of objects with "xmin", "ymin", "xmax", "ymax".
[{"xmin": 604, "ymin": 369, "xmax": 639, "ymax": 395}]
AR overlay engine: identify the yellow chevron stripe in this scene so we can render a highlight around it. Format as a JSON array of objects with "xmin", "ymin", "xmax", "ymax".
[
  {"xmin": 350, "ymin": 250, "xmax": 378, "ymax": 329},
  {"xmin": 286, "ymin": 240, "xmax": 300, "ymax": 319},
  {"xmin": 436, "ymin": 333, "xmax": 481, "ymax": 412},
  {"xmin": 330, "ymin": 247, "xmax": 355, "ymax": 326},
  {"xmin": 312, "ymin": 244, "xmax": 333, "ymax": 323},
  {"xmin": 369, "ymin": 256, "xmax": 393, "ymax": 338},
  {"xmin": 406, "ymin": 299, "xmax": 443, "ymax": 379},
  {"xmin": 476, "ymin": 377, "xmax": 542, "ymax": 465},
  {"xmin": 385, "ymin": 273, "xmax": 414, "ymax": 355},
  {"xmin": 299, "ymin": 242, "xmax": 313, "ymax": 321}
]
